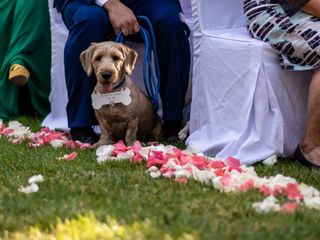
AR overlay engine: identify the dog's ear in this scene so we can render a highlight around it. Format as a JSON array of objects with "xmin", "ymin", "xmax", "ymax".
[
  {"xmin": 80, "ymin": 44, "xmax": 96, "ymax": 76},
  {"xmin": 122, "ymin": 45, "xmax": 138, "ymax": 76}
]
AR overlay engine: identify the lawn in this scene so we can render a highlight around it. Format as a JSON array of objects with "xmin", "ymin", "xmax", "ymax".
[{"xmin": 0, "ymin": 117, "xmax": 320, "ymax": 240}]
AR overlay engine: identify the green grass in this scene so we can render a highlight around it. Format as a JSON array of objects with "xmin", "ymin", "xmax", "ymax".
[{"xmin": 1, "ymin": 117, "xmax": 320, "ymax": 239}]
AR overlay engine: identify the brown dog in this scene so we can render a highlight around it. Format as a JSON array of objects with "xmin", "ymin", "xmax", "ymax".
[{"xmin": 80, "ymin": 41, "xmax": 162, "ymax": 146}]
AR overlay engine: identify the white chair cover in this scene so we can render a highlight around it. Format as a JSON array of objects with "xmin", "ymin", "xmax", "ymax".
[
  {"xmin": 186, "ymin": 0, "xmax": 312, "ymax": 165},
  {"xmin": 42, "ymin": 0, "xmax": 69, "ymax": 130}
]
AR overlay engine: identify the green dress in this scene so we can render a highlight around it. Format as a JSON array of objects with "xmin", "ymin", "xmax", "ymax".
[{"xmin": 0, "ymin": 0, "xmax": 51, "ymax": 120}]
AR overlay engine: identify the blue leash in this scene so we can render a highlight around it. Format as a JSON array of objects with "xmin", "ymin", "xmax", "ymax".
[{"xmin": 115, "ymin": 16, "xmax": 160, "ymax": 111}]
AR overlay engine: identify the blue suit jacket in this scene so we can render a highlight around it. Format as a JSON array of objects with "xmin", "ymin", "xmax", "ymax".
[{"xmin": 54, "ymin": 0, "xmax": 95, "ymax": 12}]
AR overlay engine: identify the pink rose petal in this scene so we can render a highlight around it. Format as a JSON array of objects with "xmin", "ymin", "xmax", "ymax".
[
  {"xmin": 259, "ymin": 185, "xmax": 273, "ymax": 196},
  {"xmin": 131, "ymin": 141, "xmax": 142, "ymax": 154},
  {"xmin": 178, "ymin": 155, "xmax": 192, "ymax": 166},
  {"xmin": 225, "ymin": 156, "xmax": 240, "ymax": 168},
  {"xmin": 132, "ymin": 154, "xmax": 143, "ymax": 162},
  {"xmin": 190, "ymin": 155, "xmax": 209, "ymax": 169},
  {"xmin": 240, "ymin": 179, "xmax": 255, "ymax": 192},
  {"xmin": 220, "ymin": 174, "xmax": 231, "ymax": 187},
  {"xmin": 214, "ymin": 169, "xmax": 225, "ymax": 176},
  {"xmin": 146, "ymin": 158, "xmax": 167, "ymax": 168},
  {"xmin": 64, "ymin": 151, "xmax": 78, "ymax": 161},
  {"xmin": 209, "ymin": 161, "xmax": 226, "ymax": 169},
  {"xmin": 284, "ymin": 183, "xmax": 303, "ymax": 200},
  {"xmin": 79, "ymin": 143, "xmax": 92, "ymax": 149},
  {"xmin": 282, "ymin": 202, "xmax": 298, "ymax": 213},
  {"xmin": 175, "ymin": 178, "xmax": 188, "ymax": 183},
  {"xmin": 172, "ymin": 148, "xmax": 183, "ymax": 158},
  {"xmin": 113, "ymin": 140, "xmax": 128, "ymax": 155},
  {"xmin": 149, "ymin": 151, "xmax": 164, "ymax": 160},
  {"xmin": 2, "ymin": 128, "xmax": 14, "ymax": 136},
  {"xmin": 228, "ymin": 166, "xmax": 243, "ymax": 173},
  {"xmin": 273, "ymin": 185, "xmax": 284, "ymax": 196}
]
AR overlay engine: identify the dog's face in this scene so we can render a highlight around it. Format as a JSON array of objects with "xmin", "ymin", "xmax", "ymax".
[{"xmin": 80, "ymin": 41, "xmax": 138, "ymax": 93}]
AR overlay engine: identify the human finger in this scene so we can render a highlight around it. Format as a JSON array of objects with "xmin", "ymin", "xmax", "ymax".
[
  {"xmin": 133, "ymin": 22, "xmax": 140, "ymax": 33},
  {"xmin": 121, "ymin": 28, "xmax": 129, "ymax": 36},
  {"xmin": 114, "ymin": 27, "xmax": 120, "ymax": 35}
]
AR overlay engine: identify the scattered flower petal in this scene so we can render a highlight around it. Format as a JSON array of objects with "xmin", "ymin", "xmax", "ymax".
[
  {"xmin": 1, "ymin": 119, "xmax": 320, "ymax": 214},
  {"xmin": 150, "ymin": 171, "xmax": 161, "ymax": 178},
  {"xmin": 50, "ymin": 139, "xmax": 64, "ymax": 149},
  {"xmin": 18, "ymin": 183, "xmax": 39, "ymax": 194},
  {"xmin": 252, "ymin": 196, "xmax": 281, "ymax": 213},
  {"xmin": 28, "ymin": 175, "xmax": 44, "ymax": 184},
  {"xmin": 58, "ymin": 151, "xmax": 78, "ymax": 161},
  {"xmin": 282, "ymin": 202, "xmax": 298, "ymax": 213},
  {"xmin": 147, "ymin": 166, "xmax": 159, "ymax": 173},
  {"xmin": 263, "ymin": 154, "xmax": 278, "ymax": 166}
]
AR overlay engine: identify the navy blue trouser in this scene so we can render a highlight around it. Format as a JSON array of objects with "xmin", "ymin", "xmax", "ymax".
[{"xmin": 62, "ymin": 0, "xmax": 190, "ymax": 128}]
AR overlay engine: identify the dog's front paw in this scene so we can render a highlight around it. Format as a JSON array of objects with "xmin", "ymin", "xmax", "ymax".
[
  {"xmin": 125, "ymin": 138, "xmax": 137, "ymax": 147},
  {"xmin": 92, "ymin": 139, "xmax": 114, "ymax": 148},
  {"xmin": 124, "ymin": 132, "xmax": 137, "ymax": 146}
]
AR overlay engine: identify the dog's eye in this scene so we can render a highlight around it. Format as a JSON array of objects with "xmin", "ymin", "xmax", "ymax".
[
  {"xmin": 94, "ymin": 56, "xmax": 102, "ymax": 61},
  {"xmin": 112, "ymin": 56, "xmax": 120, "ymax": 61}
]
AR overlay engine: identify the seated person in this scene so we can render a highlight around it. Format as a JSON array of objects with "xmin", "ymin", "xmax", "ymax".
[
  {"xmin": 0, "ymin": 0, "xmax": 51, "ymax": 120},
  {"xmin": 53, "ymin": 0, "xmax": 191, "ymax": 144},
  {"xmin": 244, "ymin": 0, "xmax": 320, "ymax": 168}
]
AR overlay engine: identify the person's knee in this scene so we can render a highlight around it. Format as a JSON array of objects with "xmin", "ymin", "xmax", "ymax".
[
  {"xmin": 153, "ymin": 11, "xmax": 188, "ymax": 36},
  {"xmin": 73, "ymin": 6, "xmax": 109, "ymax": 30}
]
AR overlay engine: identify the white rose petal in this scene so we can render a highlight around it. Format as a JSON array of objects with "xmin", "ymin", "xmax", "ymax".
[
  {"xmin": 185, "ymin": 145, "xmax": 202, "ymax": 154},
  {"xmin": 299, "ymin": 184, "xmax": 320, "ymax": 198},
  {"xmin": 150, "ymin": 171, "xmax": 161, "ymax": 178},
  {"xmin": 192, "ymin": 169, "xmax": 214, "ymax": 184},
  {"xmin": 304, "ymin": 197, "xmax": 320, "ymax": 210},
  {"xmin": 147, "ymin": 166, "xmax": 159, "ymax": 173},
  {"xmin": 50, "ymin": 139, "xmax": 64, "ymax": 149},
  {"xmin": 153, "ymin": 144, "xmax": 175, "ymax": 154},
  {"xmin": 263, "ymin": 154, "xmax": 278, "ymax": 166},
  {"xmin": 8, "ymin": 121, "xmax": 23, "ymax": 129},
  {"xmin": 28, "ymin": 175, "xmax": 44, "ymax": 184},
  {"xmin": 14, "ymin": 126, "xmax": 31, "ymax": 138},
  {"xmin": 97, "ymin": 156, "xmax": 108, "ymax": 164},
  {"xmin": 18, "ymin": 183, "xmax": 39, "ymax": 194},
  {"xmin": 211, "ymin": 177, "xmax": 223, "ymax": 190},
  {"xmin": 96, "ymin": 145, "xmax": 114, "ymax": 158},
  {"xmin": 252, "ymin": 196, "xmax": 281, "ymax": 213},
  {"xmin": 117, "ymin": 152, "xmax": 133, "ymax": 160},
  {"xmin": 174, "ymin": 169, "xmax": 192, "ymax": 179},
  {"xmin": 139, "ymin": 148, "xmax": 150, "ymax": 159}
]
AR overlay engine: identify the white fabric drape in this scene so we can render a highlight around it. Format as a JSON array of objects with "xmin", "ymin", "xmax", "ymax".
[{"xmin": 186, "ymin": 0, "xmax": 312, "ymax": 165}]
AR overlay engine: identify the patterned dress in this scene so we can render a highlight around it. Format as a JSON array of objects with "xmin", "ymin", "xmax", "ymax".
[{"xmin": 244, "ymin": 0, "xmax": 320, "ymax": 70}]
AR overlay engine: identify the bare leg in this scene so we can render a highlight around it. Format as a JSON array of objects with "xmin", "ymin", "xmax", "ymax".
[{"xmin": 300, "ymin": 68, "xmax": 320, "ymax": 166}]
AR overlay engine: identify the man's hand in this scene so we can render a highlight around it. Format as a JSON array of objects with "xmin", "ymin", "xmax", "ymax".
[{"xmin": 103, "ymin": 0, "xmax": 140, "ymax": 36}]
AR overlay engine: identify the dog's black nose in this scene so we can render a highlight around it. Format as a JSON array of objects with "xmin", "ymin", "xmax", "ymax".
[{"xmin": 102, "ymin": 72, "xmax": 112, "ymax": 80}]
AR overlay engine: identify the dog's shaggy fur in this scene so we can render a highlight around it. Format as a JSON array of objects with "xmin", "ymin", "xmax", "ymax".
[{"xmin": 80, "ymin": 41, "xmax": 162, "ymax": 146}]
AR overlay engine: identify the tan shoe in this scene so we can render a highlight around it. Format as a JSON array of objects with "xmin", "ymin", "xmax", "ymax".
[{"xmin": 8, "ymin": 64, "xmax": 30, "ymax": 86}]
